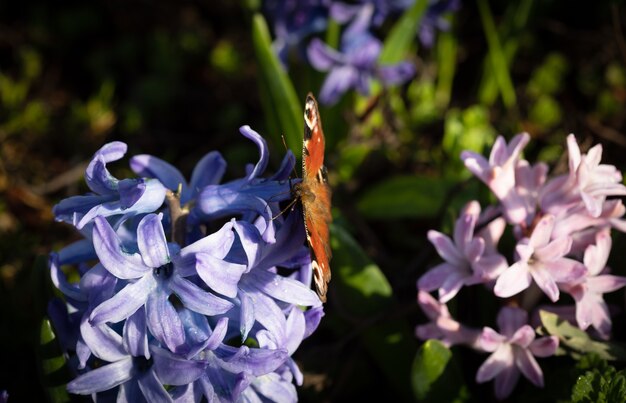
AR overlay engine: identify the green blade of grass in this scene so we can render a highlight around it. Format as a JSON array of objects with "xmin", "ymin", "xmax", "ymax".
[
  {"xmin": 477, "ymin": 0, "xmax": 517, "ymax": 109},
  {"xmin": 251, "ymin": 13, "xmax": 302, "ymax": 154}
]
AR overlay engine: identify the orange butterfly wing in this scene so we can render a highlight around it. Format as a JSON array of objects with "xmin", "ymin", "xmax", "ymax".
[{"xmin": 298, "ymin": 93, "xmax": 332, "ymax": 302}]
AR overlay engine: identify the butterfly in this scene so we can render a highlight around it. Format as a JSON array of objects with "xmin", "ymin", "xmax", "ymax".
[{"xmin": 293, "ymin": 93, "xmax": 332, "ymax": 302}]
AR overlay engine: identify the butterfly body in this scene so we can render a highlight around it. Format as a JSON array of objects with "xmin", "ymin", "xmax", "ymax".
[{"xmin": 293, "ymin": 93, "xmax": 332, "ymax": 302}]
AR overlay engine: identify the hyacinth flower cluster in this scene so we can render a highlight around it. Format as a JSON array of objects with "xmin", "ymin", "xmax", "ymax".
[
  {"xmin": 417, "ymin": 133, "xmax": 626, "ymax": 400},
  {"xmin": 264, "ymin": 0, "xmax": 460, "ymax": 105},
  {"xmin": 48, "ymin": 126, "xmax": 324, "ymax": 402}
]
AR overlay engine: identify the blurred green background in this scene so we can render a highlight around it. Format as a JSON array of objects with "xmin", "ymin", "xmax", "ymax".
[{"xmin": 2, "ymin": 0, "xmax": 626, "ymax": 401}]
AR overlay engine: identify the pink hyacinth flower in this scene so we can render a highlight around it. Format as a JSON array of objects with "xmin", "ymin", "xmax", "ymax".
[
  {"xmin": 418, "ymin": 201, "xmax": 508, "ymax": 303},
  {"xmin": 560, "ymin": 230, "xmax": 626, "ymax": 339},
  {"xmin": 476, "ymin": 307, "xmax": 558, "ymax": 400},
  {"xmin": 494, "ymin": 215, "xmax": 586, "ymax": 302}
]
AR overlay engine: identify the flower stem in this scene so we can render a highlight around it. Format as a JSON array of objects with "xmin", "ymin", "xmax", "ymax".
[{"xmin": 165, "ymin": 189, "xmax": 188, "ymax": 246}]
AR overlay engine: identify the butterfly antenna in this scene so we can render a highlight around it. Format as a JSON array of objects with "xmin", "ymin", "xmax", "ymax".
[
  {"xmin": 271, "ymin": 197, "xmax": 298, "ymax": 221},
  {"xmin": 281, "ymin": 134, "xmax": 300, "ymax": 179}
]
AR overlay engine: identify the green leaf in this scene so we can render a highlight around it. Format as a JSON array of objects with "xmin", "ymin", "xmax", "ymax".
[
  {"xmin": 476, "ymin": 0, "xmax": 517, "ymax": 109},
  {"xmin": 39, "ymin": 318, "xmax": 71, "ymax": 402},
  {"xmin": 478, "ymin": 0, "xmax": 533, "ymax": 106},
  {"xmin": 331, "ymin": 223, "xmax": 392, "ymax": 314},
  {"xmin": 538, "ymin": 311, "xmax": 626, "ymax": 361},
  {"xmin": 251, "ymin": 13, "xmax": 302, "ymax": 154},
  {"xmin": 331, "ymin": 223, "xmax": 415, "ymax": 400},
  {"xmin": 411, "ymin": 340, "xmax": 469, "ymax": 402},
  {"xmin": 380, "ymin": 0, "xmax": 428, "ymax": 64},
  {"xmin": 571, "ymin": 366, "xmax": 626, "ymax": 403},
  {"xmin": 435, "ymin": 30, "xmax": 457, "ymax": 109},
  {"xmin": 357, "ymin": 176, "xmax": 454, "ymax": 219}
]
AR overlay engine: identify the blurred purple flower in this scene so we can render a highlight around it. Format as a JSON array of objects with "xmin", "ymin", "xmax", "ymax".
[
  {"xmin": 476, "ymin": 307, "xmax": 558, "ymax": 400},
  {"xmin": 560, "ymin": 230, "xmax": 626, "ymax": 339},
  {"xmin": 53, "ymin": 142, "xmax": 166, "ymax": 230},
  {"xmin": 419, "ymin": 0, "xmax": 461, "ymax": 47},
  {"xmin": 330, "ymin": 0, "xmax": 413, "ymax": 27},
  {"xmin": 494, "ymin": 215, "xmax": 586, "ymax": 302},
  {"xmin": 265, "ymin": 0, "xmax": 331, "ymax": 66},
  {"xmin": 307, "ymin": 4, "xmax": 415, "ymax": 105},
  {"xmin": 418, "ymin": 201, "xmax": 508, "ymax": 302}
]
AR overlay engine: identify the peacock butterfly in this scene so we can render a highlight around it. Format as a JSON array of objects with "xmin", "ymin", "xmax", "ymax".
[{"xmin": 293, "ymin": 93, "xmax": 332, "ymax": 302}]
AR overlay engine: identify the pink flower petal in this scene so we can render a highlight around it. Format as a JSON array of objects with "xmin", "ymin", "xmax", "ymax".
[
  {"xmin": 529, "ymin": 215, "xmax": 555, "ymax": 249},
  {"xmin": 529, "ymin": 336, "xmax": 558, "ymax": 357},
  {"xmin": 509, "ymin": 325, "xmax": 535, "ymax": 348},
  {"xmin": 514, "ymin": 347, "xmax": 544, "ymax": 387},
  {"xmin": 476, "ymin": 344, "xmax": 513, "ymax": 383},
  {"xmin": 534, "ymin": 236, "xmax": 571, "ymax": 262},
  {"xmin": 494, "ymin": 365, "xmax": 521, "ymax": 400},
  {"xmin": 479, "ymin": 327, "xmax": 506, "ymax": 352},
  {"xmin": 494, "ymin": 262, "xmax": 532, "ymax": 298},
  {"xmin": 418, "ymin": 263, "xmax": 460, "ymax": 293},
  {"xmin": 587, "ymin": 275, "xmax": 626, "ymax": 293},
  {"xmin": 529, "ymin": 264, "xmax": 560, "ymax": 302},
  {"xmin": 427, "ymin": 230, "xmax": 464, "ymax": 266}
]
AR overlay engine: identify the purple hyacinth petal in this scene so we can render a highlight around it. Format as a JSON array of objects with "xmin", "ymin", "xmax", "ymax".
[
  {"xmin": 244, "ymin": 288, "xmax": 287, "ymax": 343},
  {"xmin": 529, "ymin": 336, "xmax": 558, "ymax": 357},
  {"xmin": 546, "ymin": 259, "xmax": 586, "ymax": 283},
  {"xmin": 49, "ymin": 253, "xmax": 84, "ymax": 302},
  {"xmin": 304, "ymin": 306, "xmax": 325, "ymax": 338},
  {"xmin": 249, "ymin": 372, "xmax": 298, "ymax": 402},
  {"xmin": 216, "ymin": 345, "xmax": 289, "ymax": 377},
  {"xmin": 152, "ymin": 347, "xmax": 207, "ymax": 386},
  {"xmin": 242, "ymin": 269, "xmax": 320, "ymax": 306},
  {"xmin": 57, "ymin": 239, "xmax": 96, "ymax": 264},
  {"xmin": 80, "ymin": 316, "xmax": 127, "ymax": 363},
  {"xmin": 130, "ymin": 154, "xmax": 189, "ymax": 196},
  {"xmin": 378, "ymin": 62, "xmax": 415, "ymax": 85},
  {"xmin": 117, "ymin": 179, "xmax": 146, "ymax": 209},
  {"xmin": 195, "ymin": 253, "xmax": 246, "ymax": 298},
  {"xmin": 90, "ymin": 274, "xmax": 155, "ymax": 324},
  {"xmin": 146, "ymin": 288, "xmax": 186, "ymax": 352},
  {"xmin": 307, "ymin": 38, "xmax": 342, "ymax": 71},
  {"xmin": 188, "ymin": 151, "xmax": 227, "ymax": 199},
  {"xmin": 343, "ymin": 3, "xmax": 374, "ymax": 40},
  {"xmin": 233, "ymin": 220, "xmax": 262, "ymax": 269},
  {"xmin": 206, "ymin": 317, "xmax": 229, "ymax": 351},
  {"xmin": 514, "ymin": 348, "xmax": 543, "ymax": 387},
  {"xmin": 85, "ymin": 157, "xmax": 118, "ymax": 195},
  {"xmin": 239, "ymin": 290, "xmax": 255, "ymax": 341},
  {"xmin": 284, "ymin": 306, "xmax": 306, "ymax": 354},
  {"xmin": 137, "ymin": 369, "xmax": 173, "ymax": 403},
  {"xmin": 179, "ymin": 220, "xmax": 235, "ymax": 262},
  {"xmin": 137, "ymin": 214, "xmax": 170, "ymax": 269},
  {"xmin": 319, "ymin": 65, "xmax": 359, "ymax": 105},
  {"xmin": 93, "ymin": 216, "xmax": 150, "ymax": 279},
  {"xmin": 67, "ymin": 357, "xmax": 134, "ymax": 394},
  {"xmin": 239, "ymin": 126, "xmax": 269, "ymax": 180},
  {"xmin": 169, "ymin": 275, "xmax": 234, "ymax": 315},
  {"xmin": 494, "ymin": 262, "xmax": 531, "ymax": 298},
  {"xmin": 123, "ymin": 307, "xmax": 149, "ymax": 359}
]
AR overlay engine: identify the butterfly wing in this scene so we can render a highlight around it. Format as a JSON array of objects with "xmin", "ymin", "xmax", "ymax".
[{"xmin": 302, "ymin": 93, "xmax": 332, "ymax": 301}]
